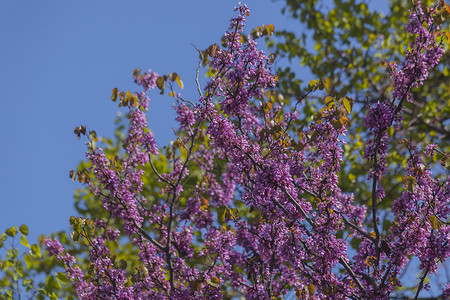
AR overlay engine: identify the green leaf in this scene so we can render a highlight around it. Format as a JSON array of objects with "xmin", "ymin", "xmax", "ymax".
[
  {"xmin": 323, "ymin": 77, "xmax": 332, "ymax": 94},
  {"xmin": 429, "ymin": 215, "xmax": 441, "ymax": 230},
  {"xmin": 89, "ymin": 130, "xmax": 98, "ymax": 143},
  {"xmin": 20, "ymin": 235, "xmax": 30, "ymax": 248},
  {"xmin": 7, "ymin": 248, "xmax": 19, "ymax": 260},
  {"xmin": 0, "ymin": 233, "xmax": 8, "ymax": 248},
  {"xmin": 325, "ymin": 96, "xmax": 334, "ymax": 108},
  {"xmin": 118, "ymin": 259, "xmax": 128, "ymax": 270},
  {"xmin": 314, "ymin": 42, "xmax": 321, "ymax": 51},
  {"xmin": 342, "ymin": 97, "xmax": 353, "ymax": 114},
  {"xmin": 231, "ymin": 208, "xmax": 239, "ymax": 219},
  {"xmin": 265, "ymin": 24, "xmax": 275, "ymax": 36},
  {"xmin": 50, "ymin": 292, "xmax": 59, "ymax": 300},
  {"xmin": 89, "ymin": 140, "xmax": 96, "ymax": 150},
  {"xmin": 46, "ymin": 275, "xmax": 55, "ymax": 292},
  {"xmin": 19, "ymin": 224, "xmax": 29, "ymax": 236},
  {"xmin": 5, "ymin": 226, "xmax": 16, "ymax": 237},
  {"xmin": 36, "ymin": 293, "xmax": 45, "ymax": 300},
  {"xmin": 22, "ymin": 278, "xmax": 33, "ymax": 287},
  {"xmin": 24, "ymin": 254, "xmax": 32, "ymax": 269},
  {"xmin": 56, "ymin": 272, "xmax": 68, "ymax": 285},
  {"xmin": 217, "ymin": 206, "xmax": 226, "ymax": 224},
  {"xmin": 0, "ymin": 232, "xmax": 7, "ymax": 243},
  {"xmin": 31, "ymin": 244, "xmax": 41, "ymax": 258},
  {"xmin": 307, "ymin": 79, "xmax": 318, "ymax": 91}
]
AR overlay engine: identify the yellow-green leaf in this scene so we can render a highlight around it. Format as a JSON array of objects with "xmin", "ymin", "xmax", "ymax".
[
  {"xmin": 429, "ymin": 215, "xmax": 441, "ymax": 230},
  {"xmin": 56, "ymin": 272, "xmax": 68, "ymax": 285},
  {"xmin": 5, "ymin": 226, "xmax": 16, "ymax": 237},
  {"xmin": 19, "ymin": 224, "xmax": 29, "ymax": 236},
  {"xmin": 71, "ymin": 231, "xmax": 80, "ymax": 242},
  {"xmin": 89, "ymin": 130, "xmax": 98, "ymax": 143},
  {"xmin": 176, "ymin": 76, "xmax": 184, "ymax": 90},
  {"xmin": 325, "ymin": 96, "xmax": 335, "ymax": 108},
  {"xmin": 31, "ymin": 244, "xmax": 41, "ymax": 258},
  {"xmin": 20, "ymin": 235, "xmax": 30, "ymax": 248},
  {"xmin": 308, "ymin": 79, "xmax": 318, "ymax": 91},
  {"xmin": 343, "ymin": 97, "xmax": 353, "ymax": 114},
  {"xmin": 24, "ymin": 254, "xmax": 32, "ymax": 269},
  {"xmin": 217, "ymin": 206, "xmax": 226, "ymax": 224},
  {"xmin": 323, "ymin": 77, "xmax": 332, "ymax": 94}
]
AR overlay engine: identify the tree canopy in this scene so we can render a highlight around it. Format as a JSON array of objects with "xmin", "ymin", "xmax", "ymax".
[{"xmin": 1, "ymin": 1, "xmax": 449, "ymax": 299}]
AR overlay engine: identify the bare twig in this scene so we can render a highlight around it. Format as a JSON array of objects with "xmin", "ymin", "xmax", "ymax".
[{"xmin": 191, "ymin": 44, "xmax": 204, "ymax": 99}]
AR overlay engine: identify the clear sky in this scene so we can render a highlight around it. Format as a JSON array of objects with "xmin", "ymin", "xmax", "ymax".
[
  {"xmin": 1, "ymin": 0, "xmax": 447, "ymax": 298},
  {"xmin": 0, "ymin": 0, "xmax": 303, "ymax": 241}
]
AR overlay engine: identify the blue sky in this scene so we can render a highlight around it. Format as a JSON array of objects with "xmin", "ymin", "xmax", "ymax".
[
  {"xmin": 0, "ymin": 0, "xmax": 305, "ymax": 241},
  {"xmin": 2, "ymin": 0, "xmax": 447, "ymax": 297}
]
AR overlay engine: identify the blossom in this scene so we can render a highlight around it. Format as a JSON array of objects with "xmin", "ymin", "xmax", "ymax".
[{"xmin": 44, "ymin": 2, "xmax": 448, "ymax": 299}]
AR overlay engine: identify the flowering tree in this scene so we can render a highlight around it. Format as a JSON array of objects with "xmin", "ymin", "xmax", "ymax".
[
  {"xmin": 273, "ymin": 0, "xmax": 450, "ymax": 213},
  {"xmin": 1, "ymin": 1, "xmax": 449, "ymax": 299}
]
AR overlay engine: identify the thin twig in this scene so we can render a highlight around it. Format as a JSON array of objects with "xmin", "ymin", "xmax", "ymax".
[{"xmin": 191, "ymin": 44, "xmax": 204, "ymax": 99}]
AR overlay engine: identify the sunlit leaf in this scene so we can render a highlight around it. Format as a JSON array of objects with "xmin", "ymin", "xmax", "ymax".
[
  {"xmin": 31, "ymin": 244, "xmax": 41, "ymax": 258},
  {"xmin": 89, "ymin": 130, "xmax": 98, "ymax": 143},
  {"xmin": 342, "ymin": 97, "xmax": 353, "ymax": 114},
  {"xmin": 308, "ymin": 79, "xmax": 318, "ymax": 91},
  {"xmin": 24, "ymin": 254, "xmax": 32, "ymax": 269},
  {"xmin": 323, "ymin": 77, "xmax": 331, "ymax": 94},
  {"xmin": 176, "ymin": 76, "xmax": 184, "ymax": 90},
  {"xmin": 325, "ymin": 96, "xmax": 334, "ymax": 108},
  {"xmin": 429, "ymin": 215, "xmax": 441, "ymax": 230},
  {"xmin": 20, "ymin": 235, "xmax": 30, "ymax": 248},
  {"xmin": 5, "ymin": 226, "xmax": 16, "ymax": 237}
]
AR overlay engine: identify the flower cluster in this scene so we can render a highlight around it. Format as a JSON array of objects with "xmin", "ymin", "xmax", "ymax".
[
  {"xmin": 357, "ymin": 1, "xmax": 448, "ymax": 297},
  {"xmin": 44, "ymin": 1, "xmax": 448, "ymax": 299},
  {"xmin": 391, "ymin": 1, "xmax": 445, "ymax": 103}
]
